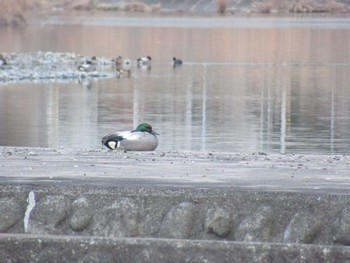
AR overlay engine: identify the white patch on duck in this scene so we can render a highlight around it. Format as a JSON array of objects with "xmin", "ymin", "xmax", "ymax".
[{"xmin": 137, "ymin": 56, "xmax": 151, "ymax": 66}]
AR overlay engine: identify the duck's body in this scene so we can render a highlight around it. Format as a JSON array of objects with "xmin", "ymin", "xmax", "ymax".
[
  {"xmin": 137, "ymin": 56, "xmax": 151, "ymax": 67},
  {"xmin": 123, "ymin": 58, "xmax": 132, "ymax": 69},
  {"xmin": 116, "ymin": 68, "xmax": 131, "ymax": 78},
  {"xmin": 115, "ymin": 56, "xmax": 123, "ymax": 67},
  {"xmin": 102, "ymin": 123, "xmax": 159, "ymax": 151},
  {"xmin": 0, "ymin": 54, "xmax": 7, "ymax": 66},
  {"xmin": 78, "ymin": 60, "xmax": 96, "ymax": 72},
  {"xmin": 173, "ymin": 57, "xmax": 183, "ymax": 66},
  {"xmin": 115, "ymin": 56, "xmax": 132, "ymax": 70}
]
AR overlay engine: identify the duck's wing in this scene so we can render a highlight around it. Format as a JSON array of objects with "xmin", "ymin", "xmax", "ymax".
[
  {"xmin": 121, "ymin": 131, "xmax": 159, "ymax": 151},
  {"xmin": 101, "ymin": 131, "xmax": 129, "ymax": 150}
]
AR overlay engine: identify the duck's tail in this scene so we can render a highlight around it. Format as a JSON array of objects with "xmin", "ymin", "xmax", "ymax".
[{"xmin": 102, "ymin": 133, "xmax": 124, "ymax": 150}]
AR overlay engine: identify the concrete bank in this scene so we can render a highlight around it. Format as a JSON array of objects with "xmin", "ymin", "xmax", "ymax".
[
  {"xmin": 0, "ymin": 234, "xmax": 349, "ymax": 263},
  {"xmin": 1, "ymin": 146, "xmax": 350, "ymax": 261}
]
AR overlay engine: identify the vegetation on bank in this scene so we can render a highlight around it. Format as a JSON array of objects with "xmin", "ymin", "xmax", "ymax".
[{"xmin": 0, "ymin": 0, "xmax": 349, "ymax": 26}]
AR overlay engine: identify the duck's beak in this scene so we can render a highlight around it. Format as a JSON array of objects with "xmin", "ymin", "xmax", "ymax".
[{"xmin": 152, "ymin": 131, "xmax": 160, "ymax": 135}]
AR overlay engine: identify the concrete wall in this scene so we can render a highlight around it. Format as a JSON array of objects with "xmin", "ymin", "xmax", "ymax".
[{"xmin": 1, "ymin": 184, "xmax": 350, "ymax": 245}]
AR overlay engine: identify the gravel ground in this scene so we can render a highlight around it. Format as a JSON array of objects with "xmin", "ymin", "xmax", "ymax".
[{"xmin": 1, "ymin": 146, "xmax": 350, "ymax": 194}]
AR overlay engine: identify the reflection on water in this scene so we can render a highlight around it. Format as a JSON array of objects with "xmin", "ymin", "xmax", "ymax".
[{"xmin": 1, "ymin": 17, "xmax": 350, "ymax": 154}]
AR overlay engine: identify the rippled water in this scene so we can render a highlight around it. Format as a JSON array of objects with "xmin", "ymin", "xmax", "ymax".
[{"xmin": 1, "ymin": 16, "xmax": 350, "ymax": 154}]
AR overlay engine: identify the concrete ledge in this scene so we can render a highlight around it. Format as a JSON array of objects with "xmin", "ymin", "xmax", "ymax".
[
  {"xmin": 1, "ymin": 147, "xmax": 350, "ymax": 261},
  {"xmin": 0, "ymin": 184, "xmax": 350, "ymax": 246},
  {"xmin": 0, "ymin": 234, "xmax": 349, "ymax": 263}
]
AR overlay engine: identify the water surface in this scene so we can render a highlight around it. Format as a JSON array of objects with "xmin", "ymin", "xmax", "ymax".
[{"xmin": 1, "ymin": 16, "xmax": 350, "ymax": 154}]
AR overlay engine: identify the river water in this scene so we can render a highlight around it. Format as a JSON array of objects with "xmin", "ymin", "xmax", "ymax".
[{"xmin": 0, "ymin": 15, "xmax": 350, "ymax": 154}]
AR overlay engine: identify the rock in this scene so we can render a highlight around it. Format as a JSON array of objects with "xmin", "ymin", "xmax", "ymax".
[
  {"xmin": 235, "ymin": 206, "xmax": 276, "ymax": 242},
  {"xmin": 205, "ymin": 207, "xmax": 232, "ymax": 238},
  {"xmin": 283, "ymin": 210, "xmax": 323, "ymax": 244},
  {"xmin": 0, "ymin": 52, "xmax": 115, "ymax": 83},
  {"xmin": 334, "ymin": 207, "xmax": 350, "ymax": 245},
  {"xmin": 159, "ymin": 202, "xmax": 202, "ymax": 239},
  {"xmin": 91, "ymin": 197, "xmax": 141, "ymax": 237},
  {"xmin": 29, "ymin": 195, "xmax": 70, "ymax": 234},
  {"xmin": 0, "ymin": 198, "xmax": 23, "ymax": 232},
  {"xmin": 69, "ymin": 197, "xmax": 92, "ymax": 231}
]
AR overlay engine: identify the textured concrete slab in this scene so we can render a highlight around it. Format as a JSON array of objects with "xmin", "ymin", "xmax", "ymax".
[{"xmin": 0, "ymin": 234, "xmax": 350, "ymax": 263}]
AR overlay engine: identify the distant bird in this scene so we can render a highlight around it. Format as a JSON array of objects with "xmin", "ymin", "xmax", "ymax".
[
  {"xmin": 123, "ymin": 58, "xmax": 132, "ymax": 69},
  {"xmin": 116, "ymin": 68, "xmax": 131, "ymax": 78},
  {"xmin": 114, "ymin": 56, "xmax": 124, "ymax": 68},
  {"xmin": 0, "ymin": 54, "xmax": 7, "ymax": 66},
  {"xmin": 102, "ymin": 123, "xmax": 159, "ymax": 151},
  {"xmin": 78, "ymin": 60, "xmax": 96, "ymax": 72},
  {"xmin": 173, "ymin": 57, "xmax": 183, "ymax": 66},
  {"xmin": 114, "ymin": 56, "xmax": 132, "ymax": 70},
  {"xmin": 137, "ymin": 56, "xmax": 151, "ymax": 67}
]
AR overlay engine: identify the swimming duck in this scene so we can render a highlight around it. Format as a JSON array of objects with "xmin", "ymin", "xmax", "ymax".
[
  {"xmin": 115, "ymin": 56, "xmax": 123, "ymax": 67},
  {"xmin": 173, "ymin": 57, "xmax": 183, "ymax": 66},
  {"xmin": 123, "ymin": 58, "xmax": 132, "ymax": 68},
  {"xmin": 102, "ymin": 123, "xmax": 159, "ymax": 151},
  {"xmin": 116, "ymin": 68, "xmax": 131, "ymax": 78},
  {"xmin": 114, "ymin": 56, "xmax": 132, "ymax": 70},
  {"xmin": 78, "ymin": 60, "xmax": 96, "ymax": 72},
  {"xmin": 137, "ymin": 56, "xmax": 151, "ymax": 67},
  {"xmin": 0, "ymin": 54, "xmax": 7, "ymax": 66}
]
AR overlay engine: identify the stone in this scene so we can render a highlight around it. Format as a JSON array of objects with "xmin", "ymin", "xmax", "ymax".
[
  {"xmin": 283, "ymin": 210, "xmax": 323, "ymax": 244},
  {"xmin": 91, "ymin": 197, "xmax": 141, "ymax": 237},
  {"xmin": 159, "ymin": 202, "xmax": 202, "ymax": 239},
  {"xmin": 0, "ymin": 198, "xmax": 23, "ymax": 232},
  {"xmin": 334, "ymin": 206, "xmax": 350, "ymax": 245},
  {"xmin": 29, "ymin": 195, "xmax": 70, "ymax": 234},
  {"xmin": 235, "ymin": 206, "xmax": 276, "ymax": 242},
  {"xmin": 205, "ymin": 207, "xmax": 232, "ymax": 238},
  {"xmin": 69, "ymin": 197, "xmax": 93, "ymax": 231}
]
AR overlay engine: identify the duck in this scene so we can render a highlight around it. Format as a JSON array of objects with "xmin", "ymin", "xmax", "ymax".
[
  {"xmin": 116, "ymin": 68, "xmax": 131, "ymax": 78},
  {"xmin": 0, "ymin": 54, "xmax": 7, "ymax": 66},
  {"xmin": 137, "ymin": 56, "xmax": 151, "ymax": 67},
  {"xmin": 114, "ymin": 56, "xmax": 123, "ymax": 67},
  {"xmin": 173, "ymin": 57, "xmax": 183, "ymax": 66},
  {"xmin": 102, "ymin": 123, "xmax": 159, "ymax": 151},
  {"xmin": 78, "ymin": 60, "xmax": 96, "ymax": 72},
  {"xmin": 123, "ymin": 58, "xmax": 132, "ymax": 68},
  {"xmin": 114, "ymin": 56, "xmax": 132, "ymax": 70}
]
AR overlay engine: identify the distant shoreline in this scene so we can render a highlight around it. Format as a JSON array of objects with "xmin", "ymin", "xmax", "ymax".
[{"xmin": 1, "ymin": 0, "xmax": 349, "ymax": 26}]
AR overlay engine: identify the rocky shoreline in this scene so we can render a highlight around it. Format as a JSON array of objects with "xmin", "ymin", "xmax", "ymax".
[{"xmin": 0, "ymin": 52, "xmax": 116, "ymax": 83}]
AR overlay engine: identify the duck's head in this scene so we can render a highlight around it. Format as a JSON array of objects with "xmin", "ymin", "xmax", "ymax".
[
  {"xmin": 146, "ymin": 56, "xmax": 152, "ymax": 61},
  {"xmin": 0, "ymin": 54, "xmax": 7, "ymax": 64},
  {"xmin": 134, "ymin": 123, "xmax": 159, "ymax": 135},
  {"xmin": 115, "ymin": 56, "xmax": 123, "ymax": 65}
]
